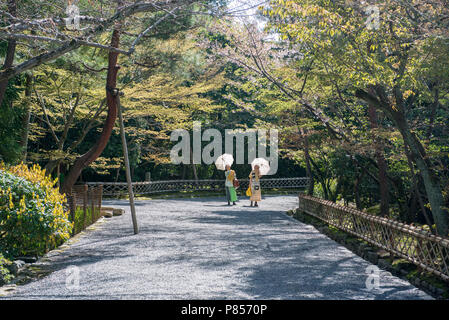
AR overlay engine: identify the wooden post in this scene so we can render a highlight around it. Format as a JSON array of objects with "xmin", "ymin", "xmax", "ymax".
[
  {"xmin": 68, "ymin": 193, "xmax": 76, "ymax": 236},
  {"xmin": 83, "ymin": 184, "xmax": 88, "ymax": 228},
  {"xmin": 90, "ymin": 186, "xmax": 94, "ymax": 224},
  {"xmin": 118, "ymin": 95, "xmax": 139, "ymax": 234},
  {"xmin": 98, "ymin": 184, "xmax": 103, "ymax": 219},
  {"xmin": 57, "ymin": 162, "xmax": 60, "ymax": 189}
]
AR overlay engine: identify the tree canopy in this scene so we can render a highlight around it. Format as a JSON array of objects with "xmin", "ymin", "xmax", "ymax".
[{"xmin": 1, "ymin": 0, "xmax": 449, "ymax": 235}]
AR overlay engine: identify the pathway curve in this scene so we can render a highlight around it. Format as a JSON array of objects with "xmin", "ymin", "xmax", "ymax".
[{"xmin": 1, "ymin": 195, "xmax": 432, "ymax": 299}]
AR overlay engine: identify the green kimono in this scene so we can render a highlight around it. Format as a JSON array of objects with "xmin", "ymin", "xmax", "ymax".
[{"xmin": 225, "ymin": 170, "xmax": 238, "ymax": 202}]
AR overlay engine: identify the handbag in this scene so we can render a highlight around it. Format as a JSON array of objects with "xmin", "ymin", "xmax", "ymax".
[
  {"xmin": 233, "ymin": 178, "xmax": 240, "ymax": 188},
  {"xmin": 246, "ymin": 186, "xmax": 252, "ymax": 197}
]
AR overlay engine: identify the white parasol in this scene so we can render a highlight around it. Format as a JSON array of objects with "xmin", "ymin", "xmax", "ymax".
[
  {"xmin": 215, "ymin": 153, "xmax": 234, "ymax": 171},
  {"xmin": 251, "ymin": 157, "xmax": 270, "ymax": 176}
]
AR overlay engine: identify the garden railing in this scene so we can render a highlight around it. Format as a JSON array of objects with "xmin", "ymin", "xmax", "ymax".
[
  {"xmin": 298, "ymin": 194, "xmax": 449, "ymax": 282},
  {"xmin": 65, "ymin": 178, "xmax": 308, "ymax": 234},
  {"xmin": 87, "ymin": 177, "xmax": 310, "ymax": 197}
]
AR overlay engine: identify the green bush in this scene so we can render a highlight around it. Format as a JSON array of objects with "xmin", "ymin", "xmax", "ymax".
[
  {"xmin": 0, "ymin": 253, "xmax": 13, "ymax": 285},
  {"xmin": 0, "ymin": 163, "xmax": 73, "ymax": 257}
]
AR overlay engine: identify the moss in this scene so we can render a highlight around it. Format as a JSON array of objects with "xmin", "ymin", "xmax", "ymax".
[
  {"xmin": 385, "ymin": 257, "xmax": 394, "ymax": 264},
  {"xmin": 328, "ymin": 225, "xmax": 339, "ymax": 233},
  {"xmin": 424, "ymin": 276, "xmax": 447, "ymax": 290},
  {"xmin": 345, "ymin": 238, "xmax": 360, "ymax": 245},
  {"xmin": 416, "ymin": 272, "xmax": 449, "ymax": 290},
  {"xmin": 406, "ymin": 269, "xmax": 420, "ymax": 280},
  {"xmin": 392, "ymin": 259, "xmax": 417, "ymax": 272}
]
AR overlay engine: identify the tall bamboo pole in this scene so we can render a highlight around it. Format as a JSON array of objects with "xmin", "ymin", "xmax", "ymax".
[{"xmin": 117, "ymin": 94, "xmax": 139, "ymax": 234}]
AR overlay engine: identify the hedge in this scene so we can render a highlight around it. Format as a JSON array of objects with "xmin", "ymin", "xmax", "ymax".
[{"xmin": 0, "ymin": 163, "xmax": 73, "ymax": 257}]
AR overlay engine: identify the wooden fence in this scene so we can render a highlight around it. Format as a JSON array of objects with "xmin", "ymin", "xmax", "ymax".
[
  {"xmin": 66, "ymin": 184, "xmax": 103, "ymax": 235},
  {"xmin": 87, "ymin": 177, "xmax": 310, "ymax": 197},
  {"xmin": 64, "ymin": 178, "xmax": 308, "ymax": 233},
  {"xmin": 298, "ymin": 194, "xmax": 449, "ymax": 282}
]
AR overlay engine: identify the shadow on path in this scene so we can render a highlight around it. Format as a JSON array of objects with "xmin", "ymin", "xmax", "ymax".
[{"xmin": 1, "ymin": 196, "xmax": 432, "ymax": 300}]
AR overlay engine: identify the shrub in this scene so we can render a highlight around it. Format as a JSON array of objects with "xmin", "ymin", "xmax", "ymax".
[
  {"xmin": 0, "ymin": 253, "xmax": 13, "ymax": 285},
  {"xmin": 0, "ymin": 163, "xmax": 73, "ymax": 257}
]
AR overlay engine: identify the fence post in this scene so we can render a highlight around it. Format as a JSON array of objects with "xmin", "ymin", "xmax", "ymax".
[
  {"xmin": 98, "ymin": 184, "xmax": 103, "ymax": 219},
  {"xmin": 83, "ymin": 184, "xmax": 88, "ymax": 228},
  {"xmin": 89, "ymin": 186, "xmax": 94, "ymax": 224},
  {"xmin": 68, "ymin": 193, "xmax": 76, "ymax": 236}
]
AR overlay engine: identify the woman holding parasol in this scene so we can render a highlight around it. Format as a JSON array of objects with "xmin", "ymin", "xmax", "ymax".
[
  {"xmin": 248, "ymin": 158, "xmax": 270, "ymax": 207},
  {"xmin": 215, "ymin": 154, "xmax": 238, "ymax": 206}
]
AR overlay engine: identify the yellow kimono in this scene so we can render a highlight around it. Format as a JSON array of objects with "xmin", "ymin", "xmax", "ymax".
[{"xmin": 249, "ymin": 170, "xmax": 261, "ymax": 202}]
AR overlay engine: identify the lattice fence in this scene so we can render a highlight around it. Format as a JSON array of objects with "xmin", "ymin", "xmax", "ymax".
[
  {"xmin": 87, "ymin": 177, "xmax": 310, "ymax": 197},
  {"xmin": 66, "ymin": 184, "xmax": 103, "ymax": 235},
  {"xmin": 298, "ymin": 194, "xmax": 449, "ymax": 282}
]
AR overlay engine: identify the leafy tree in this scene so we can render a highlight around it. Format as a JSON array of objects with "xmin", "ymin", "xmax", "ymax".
[{"xmin": 261, "ymin": 0, "xmax": 449, "ymax": 235}]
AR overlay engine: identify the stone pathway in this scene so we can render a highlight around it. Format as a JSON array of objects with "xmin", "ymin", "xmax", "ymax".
[{"xmin": 0, "ymin": 195, "xmax": 432, "ymax": 299}]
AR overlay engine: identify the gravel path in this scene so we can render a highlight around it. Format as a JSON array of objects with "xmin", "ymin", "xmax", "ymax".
[{"xmin": 1, "ymin": 195, "xmax": 432, "ymax": 300}]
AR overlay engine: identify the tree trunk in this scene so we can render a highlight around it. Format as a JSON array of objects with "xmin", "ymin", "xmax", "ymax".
[
  {"xmin": 114, "ymin": 164, "xmax": 121, "ymax": 182},
  {"xmin": 403, "ymin": 146, "xmax": 435, "ymax": 230},
  {"xmin": 0, "ymin": 0, "xmax": 17, "ymax": 108},
  {"xmin": 395, "ymin": 113, "xmax": 448, "ymax": 236},
  {"xmin": 309, "ymin": 157, "xmax": 329, "ymax": 199},
  {"xmin": 354, "ymin": 169, "xmax": 366, "ymax": 210},
  {"xmin": 45, "ymin": 159, "xmax": 61, "ymax": 176},
  {"xmin": 367, "ymin": 103, "xmax": 389, "ymax": 216},
  {"xmin": 19, "ymin": 73, "xmax": 32, "ymax": 161},
  {"xmin": 190, "ymin": 146, "xmax": 198, "ymax": 182},
  {"xmin": 356, "ymin": 87, "xmax": 449, "ymax": 236},
  {"xmin": 426, "ymin": 86, "xmax": 439, "ymax": 142},
  {"xmin": 330, "ymin": 178, "xmax": 342, "ymax": 202},
  {"xmin": 181, "ymin": 163, "xmax": 186, "ymax": 180},
  {"xmin": 61, "ymin": 27, "xmax": 121, "ymax": 194},
  {"xmin": 301, "ymin": 128, "xmax": 314, "ymax": 196}
]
